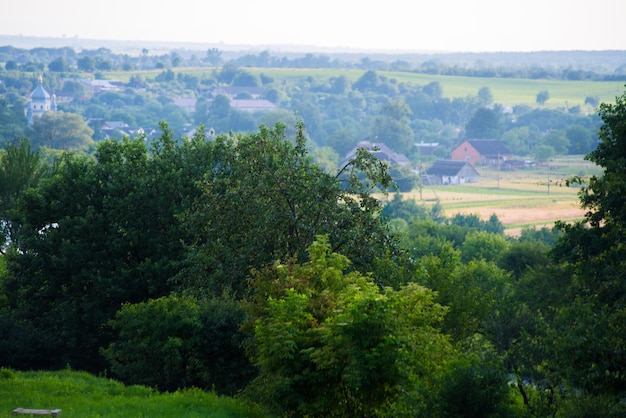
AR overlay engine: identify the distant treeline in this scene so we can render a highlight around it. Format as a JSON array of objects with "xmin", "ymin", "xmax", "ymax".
[{"xmin": 1, "ymin": 44, "xmax": 625, "ymax": 81}]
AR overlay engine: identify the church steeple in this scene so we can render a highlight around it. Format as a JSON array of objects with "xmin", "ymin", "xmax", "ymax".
[{"xmin": 26, "ymin": 74, "xmax": 54, "ymax": 125}]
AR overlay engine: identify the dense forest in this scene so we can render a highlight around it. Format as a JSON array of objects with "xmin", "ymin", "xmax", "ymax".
[{"xmin": 1, "ymin": 44, "xmax": 626, "ymax": 416}]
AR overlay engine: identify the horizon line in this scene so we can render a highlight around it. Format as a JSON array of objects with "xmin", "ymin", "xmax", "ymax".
[{"xmin": 1, "ymin": 34, "xmax": 624, "ymax": 55}]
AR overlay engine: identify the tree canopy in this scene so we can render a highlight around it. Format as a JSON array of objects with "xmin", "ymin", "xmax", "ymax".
[
  {"xmin": 1, "ymin": 121, "xmax": 400, "ymax": 374},
  {"xmin": 547, "ymin": 90, "xmax": 626, "ymax": 398},
  {"xmin": 0, "ymin": 138, "xmax": 49, "ymax": 250},
  {"xmin": 29, "ymin": 111, "xmax": 94, "ymax": 151},
  {"xmin": 178, "ymin": 121, "xmax": 398, "ymax": 295},
  {"xmin": 243, "ymin": 236, "xmax": 453, "ymax": 417}
]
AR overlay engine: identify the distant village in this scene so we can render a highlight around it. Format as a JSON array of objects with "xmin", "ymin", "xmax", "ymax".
[
  {"xmin": 24, "ymin": 76, "xmax": 524, "ymax": 188},
  {"xmin": 10, "ymin": 44, "xmax": 606, "ymax": 191},
  {"xmin": 25, "ymin": 77, "xmax": 276, "ymax": 136}
]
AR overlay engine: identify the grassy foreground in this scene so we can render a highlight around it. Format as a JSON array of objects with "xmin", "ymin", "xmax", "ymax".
[{"xmin": 0, "ymin": 368, "xmax": 269, "ymax": 418}]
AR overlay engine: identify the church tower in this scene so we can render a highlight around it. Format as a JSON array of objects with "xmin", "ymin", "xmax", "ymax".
[{"xmin": 26, "ymin": 75, "xmax": 54, "ymax": 125}]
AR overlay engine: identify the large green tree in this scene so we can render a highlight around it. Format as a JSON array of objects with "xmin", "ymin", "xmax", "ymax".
[
  {"xmin": 548, "ymin": 90, "xmax": 626, "ymax": 397},
  {"xmin": 0, "ymin": 138, "xmax": 49, "ymax": 250},
  {"xmin": 48, "ymin": 57, "xmax": 68, "ymax": 72},
  {"xmin": 179, "ymin": 121, "xmax": 398, "ymax": 295},
  {"xmin": 465, "ymin": 107, "xmax": 503, "ymax": 139},
  {"xmin": 536, "ymin": 90, "xmax": 550, "ymax": 105},
  {"xmin": 0, "ymin": 94, "xmax": 28, "ymax": 141},
  {"xmin": 2, "ymin": 125, "xmax": 214, "ymax": 370},
  {"xmin": 541, "ymin": 130, "xmax": 570, "ymax": 155},
  {"xmin": 370, "ymin": 100, "xmax": 415, "ymax": 154},
  {"xmin": 566, "ymin": 124, "xmax": 594, "ymax": 154},
  {"xmin": 243, "ymin": 237, "xmax": 452, "ymax": 417},
  {"xmin": 29, "ymin": 111, "xmax": 94, "ymax": 151},
  {"xmin": 1, "ymin": 121, "xmax": 399, "ymax": 375},
  {"xmin": 505, "ymin": 90, "xmax": 626, "ymax": 415}
]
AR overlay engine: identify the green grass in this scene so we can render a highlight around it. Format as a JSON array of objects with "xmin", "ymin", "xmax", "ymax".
[
  {"xmin": 0, "ymin": 368, "xmax": 270, "ymax": 418},
  {"xmin": 102, "ymin": 67, "xmax": 623, "ymax": 110}
]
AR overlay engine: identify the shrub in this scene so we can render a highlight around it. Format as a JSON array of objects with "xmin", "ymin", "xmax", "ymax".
[{"xmin": 102, "ymin": 294, "xmax": 254, "ymax": 394}]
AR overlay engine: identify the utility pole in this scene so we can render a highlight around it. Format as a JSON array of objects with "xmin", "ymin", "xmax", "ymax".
[
  {"xmin": 497, "ymin": 152, "xmax": 501, "ymax": 188},
  {"xmin": 547, "ymin": 160, "xmax": 551, "ymax": 196},
  {"xmin": 418, "ymin": 162, "xmax": 423, "ymax": 200}
]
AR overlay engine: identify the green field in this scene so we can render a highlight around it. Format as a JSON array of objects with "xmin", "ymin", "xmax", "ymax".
[
  {"xmin": 256, "ymin": 68, "xmax": 624, "ymax": 108},
  {"xmin": 0, "ymin": 369, "xmax": 268, "ymax": 418},
  {"xmin": 105, "ymin": 66, "xmax": 624, "ymax": 110}
]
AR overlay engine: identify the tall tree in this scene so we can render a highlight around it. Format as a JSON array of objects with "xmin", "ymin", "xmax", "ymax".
[
  {"xmin": 3, "ymin": 125, "xmax": 215, "ymax": 370},
  {"xmin": 0, "ymin": 94, "xmax": 28, "ymax": 141},
  {"xmin": 370, "ymin": 100, "xmax": 415, "ymax": 154},
  {"xmin": 178, "ymin": 121, "xmax": 398, "ymax": 295},
  {"xmin": 477, "ymin": 86, "xmax": 494, "ymax": 106},
  {"xmin": 48, "ymin": 57, "xmax": 68, "ymax": 72},
  {"xmin": 205, "ymin": 48, "xmax": 222, "ymax": 66},
  {"xmin": 77, "ymin": 56, "xmax": 95, "ymax": 72},
  {"xmin": 566, "ymin": 124, "xmax": 594, "ymax": 154},
  {"xmin": 541, "ymin": 130, "xmax": 570, "ymax": 155},
  {"xmin": 0, "ymin": 138, "xmax": 49, "ymax": 250},
  {"xmin": 536, "ymin": 90, "xmax": 550, "ymax": 105},
  {"xmin": 243, "ymin": 237, "xmax": 452, "ymax": 417},
  {"xmin": 465, "ymin": 107, "xmax": 503, "ymax": 139},
  {"xmin": 539, "ymin": 90, "xmax": 626, "ymax": 407},
  {"xmin": 353, "ymin": 70, "xmax": 380, "ymax": 92},
  {"xmin": 422, "ymin": 81, "xmax": 443, "ymax": 100},
  {"xmin": 29, "ymin": 111, "xmax": 94, "ymax": 151},
  {"xmin": 557, "ymin": 90, "xmax": 626, "ymax": 259}
]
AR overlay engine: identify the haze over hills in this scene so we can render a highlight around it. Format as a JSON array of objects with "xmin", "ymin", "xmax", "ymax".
[{"xmin": 2, "ymin": 35, "xmax": 626, "ymax": 72}]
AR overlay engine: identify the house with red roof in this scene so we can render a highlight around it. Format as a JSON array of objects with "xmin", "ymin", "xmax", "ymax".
[{"xmin": 451, "ymin": 140, "xmax": 511, "ymax": 166}]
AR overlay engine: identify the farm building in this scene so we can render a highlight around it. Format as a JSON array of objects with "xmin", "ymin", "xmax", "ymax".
[
  {"xmin": 451, "ymin": 140, "xmax": 511, "ymax": 166},
  {"xmin": 342, "ymin": 141, "xmax": 411, "ymax": 167},
  {"xmin": 425, "ymin": 160, "xmax": 479, "ymax": 185},
  {"xmin": 415, "ymin": 141, "xmax": 440, "ymax": 156},
  {"xmin": 172, "ymin": 97, "xmax": 277, "ymax": 113},
  {"xmin": 229, "ymin": 99, "xmax": 277, "ymax": 112},
  {"xmin": 212, "ymin": 86, "xmax": 265, "ymax": 99}
]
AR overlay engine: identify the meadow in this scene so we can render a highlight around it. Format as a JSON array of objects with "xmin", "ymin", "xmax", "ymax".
[
  {"xmin": 255, "ymin": 68, "xmax": 623, "ymax": 109},
  {"xmin": 0, "ymin": 368, "xmax": 268, "ymax": 418},
  {"xmin": 105, "ymin": 67, "xmax": 623, "ymax": 110},
  {"xmin": 399, "ymin": 155, "xmax": 599, "ymax": 236}
]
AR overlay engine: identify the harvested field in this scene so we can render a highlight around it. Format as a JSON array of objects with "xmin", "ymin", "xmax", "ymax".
[{"xmin": 388, "ymin": 157, "xmax": 600, "ymax": 236}]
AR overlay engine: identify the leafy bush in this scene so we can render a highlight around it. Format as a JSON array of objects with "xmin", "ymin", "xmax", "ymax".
[
  {"xmin": 429, "ymin": 353, "xmax": 519, "ymax": 418},
  {"xmin": 0, "ymin": 367, "xmax": 15, "ymax": 379},
  {"xmin": 243, "ymin": 237, "xmax": 452, "ymax": 417},
  {"xmin": 102, "ymin": 294, "xmax": 254, "ymax": 395}
]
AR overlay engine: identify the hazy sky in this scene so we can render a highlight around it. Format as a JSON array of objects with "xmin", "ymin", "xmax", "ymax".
[{"xmin": 3, "ymin": 0, "xmax": 626, "ymax": 52}]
